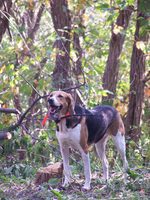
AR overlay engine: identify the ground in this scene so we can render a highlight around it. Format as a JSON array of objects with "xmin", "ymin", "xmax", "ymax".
[{"xmin": 0, "ymin": 168, "xmax": 150, "ymax": 200}]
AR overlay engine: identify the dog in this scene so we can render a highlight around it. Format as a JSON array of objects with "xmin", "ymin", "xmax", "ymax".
[{"xmin": 47, "ymin": 91, "xmax": 128, "ymax": 190}]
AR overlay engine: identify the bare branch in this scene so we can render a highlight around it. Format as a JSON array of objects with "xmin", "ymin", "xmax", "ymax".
[
  {"xmin": 0, "ymin": 108, "xmax": 19, "ymax": 114},
  {"xmin": 18, "ymin": 72, "xmax": 41, "ymax": 97},
  {"xmin": 0, "ymin": 94, "xmax": 48, "ymax": 138},
  {"xmin": 28, "ymin": 3, "xmax": 45, "ymax": 47}
]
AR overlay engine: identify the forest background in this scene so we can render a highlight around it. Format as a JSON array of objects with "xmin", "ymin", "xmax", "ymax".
[{"xmin": 0, "ymin": 0, "xmax": 150, "ymax": 199}]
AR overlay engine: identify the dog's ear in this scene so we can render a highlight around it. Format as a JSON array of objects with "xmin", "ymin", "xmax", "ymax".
[{"xmin": 66, "ymin": 93, "xmax": 75, "ymax": 115}]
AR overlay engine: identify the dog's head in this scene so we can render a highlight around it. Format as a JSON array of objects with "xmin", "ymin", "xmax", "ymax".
[{"xmin": 47, "ymin": 91, "xmax": 75, "ymax": 118}]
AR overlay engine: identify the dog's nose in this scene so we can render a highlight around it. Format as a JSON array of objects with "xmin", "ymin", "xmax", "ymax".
[{"xmin": 48, "ymin": 98, "xmax": 54, "ymax": 105}]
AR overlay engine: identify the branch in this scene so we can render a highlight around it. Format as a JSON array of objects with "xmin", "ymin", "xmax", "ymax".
[
  {"xmin": 28, "ymin": 3, "xmax": 45, "ymax": 47},
  {"xmin": 62, "ymin": 83, "xmax": 86, "ymax": 92},
  {"xmin": 0, "ymin": 94, "xmax": 48, "ymax": 139},
  {"xmin": 0, "ymin": 108, "xmax": 19, "ymax": 114},
  {"xmin": 19, "ymin": 72, "xmax": 41, "ymax": 97}
]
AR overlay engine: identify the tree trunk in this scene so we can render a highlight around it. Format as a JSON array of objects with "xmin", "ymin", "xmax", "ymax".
[
  {"xmin": 50, "ymin": 0, "xmax": 72, "ymax": 89},
  {"xmin": 0, "ymin": 0, "xmax": 12, "ymax": 43},
  {"xmin": 126, "ymin": 1, "xmax": 149, "ymax": 142},
  {"xmin": 102, "ymin": 6, "xmax": 133, "ymax": 104}
]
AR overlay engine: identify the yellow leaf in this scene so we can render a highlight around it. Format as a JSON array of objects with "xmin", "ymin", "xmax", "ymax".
[
  {"xmin": 88, "ymin": 146, "xmax": 93, "ymax": 151},
  {"xmin": 82, "ymin": 14, "xmax": 89, "ymax": 21},
  {"xmin": 145, "ymin": 88, "xmax": 150, "ymax": 97},
  {"xmin": 114, "ymin": 7, "xmax": 119, "ymax": 13},
  {"xmin": 136, "ymin": 41, "xmax": 145, "ymax": 51},
  {"xmin": 28, "ymin": 3, "xmax": 34, "ymax": 10},
  {"xmin": 81, "ymin": 1, "xmax": 86, "ymax": 5},
  {"xmin": 42, "ymin": 49, "xmax": 46, "ymax": 55},
  {"xmin": 88, "ymin": 48, "xmax": 95, "ymax": 54},
  {"xmin": 34, "ymin": 79, "xmax": 38, "ymax": 84},
  {"xmin": 89, "ymin": 1, "xmax": 94, "ymax": 4},
  {"xmin": 45, "ymin": 0, "xmax": 50, "ymax": 6},
  {"xmin": 17, "ymin": 2, "xmax": 21, "ymax": 6},
  {"xmin": 0, "ymin": 65, "xmax": 6, "ymax": 73},
  {"xmin": 13, "ymin": 88, "xmax": 18, "ymax": 95},
  {"xmin": 113, "ymin": 25, "xmax": 123, "ymax": 35}
]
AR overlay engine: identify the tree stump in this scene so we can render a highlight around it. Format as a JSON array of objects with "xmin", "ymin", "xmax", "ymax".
[
  {"xmin": 17, "ymin": 149, "xmax": 26, "ymax": 162},
  {"xmin": 35, "ymin": 162, "xmax": 63, "ymax": 184}
]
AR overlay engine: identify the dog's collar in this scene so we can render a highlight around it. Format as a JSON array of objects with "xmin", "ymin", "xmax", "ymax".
[
  {"xmin": 59, "ymin": 112, "xmax": 70, "ymax": 121},
  {"xmin": 42, "ymin": 112, "xmax": 70, "ymax": 125}
]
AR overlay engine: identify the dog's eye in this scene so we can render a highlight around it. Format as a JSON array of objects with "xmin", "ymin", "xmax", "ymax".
[
  {"xmin": 58, "ymin": 94, "xmax": 63, "ymax": 98},
  {"xmin": 50, "ymin": 94, "xmax": 53, "ymax": 97}
]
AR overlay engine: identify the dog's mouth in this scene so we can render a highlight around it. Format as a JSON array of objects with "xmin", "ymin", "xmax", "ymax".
[{"xmin": 47, "ymin": 105, "xmax": 62, "ymax": 117}]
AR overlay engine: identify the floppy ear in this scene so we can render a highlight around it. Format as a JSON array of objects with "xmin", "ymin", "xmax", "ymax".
[{"xmin": 66, "ymin": 93, "xmax": 75, "ymax": 115}]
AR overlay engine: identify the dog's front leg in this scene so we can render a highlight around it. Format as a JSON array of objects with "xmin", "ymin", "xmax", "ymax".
[
  {"xmin": 81, "ymin": 151, "xmax": 91, "ymax": 190},
  {"xmin": 60, "ymin": 144, "xmax": 71, "ymax": 187}
]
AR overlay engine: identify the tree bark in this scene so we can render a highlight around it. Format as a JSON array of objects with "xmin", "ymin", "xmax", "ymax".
[
  {"xmin": 50, "ymin": 0, "xmax": 72, "ymax": 89},
  {"xmin": 126, "ymin": 1, "xmax": 149, "ymax": 142},
  {"xmin": 0, "ymin": 0, "xmax": 12, "ymax": 43},
  {"xmin": 102, "ymin": 6, "xmax": 133, "ymax": 104}
]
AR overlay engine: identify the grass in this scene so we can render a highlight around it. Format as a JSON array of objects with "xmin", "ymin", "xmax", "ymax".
[
  {"xmin": 0, "ymin": 133, "xmax": 150, "ymax": 199},
  {"xmin": 0, "ymin": 163, "xmax": 150, "ymax": 200}
]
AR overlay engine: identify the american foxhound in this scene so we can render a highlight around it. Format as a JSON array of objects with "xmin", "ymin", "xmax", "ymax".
[{"xmin": 46, "ymin": 91, "xmax": 128, "ymax": 190}]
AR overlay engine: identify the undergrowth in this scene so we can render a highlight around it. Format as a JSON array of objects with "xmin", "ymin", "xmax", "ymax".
[{"xmin": 0, "ymin": 124, "xmax": 150, "ymax": 199}]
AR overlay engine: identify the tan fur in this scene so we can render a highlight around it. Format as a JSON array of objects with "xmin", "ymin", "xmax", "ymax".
[
  {"xmin": 48, "ymin": 91, "xmax": 75, "ymax": 116},
  {"xmin": 80, "ymin": 117, "xmax": 89, "ymax": 154},
  {"xmin": 107, "ymin": 113, "xmax": 124, "ymax": 136},
  {"xmin": 48, "ymin": 91, "xmax": 128, "ymax": 189}
]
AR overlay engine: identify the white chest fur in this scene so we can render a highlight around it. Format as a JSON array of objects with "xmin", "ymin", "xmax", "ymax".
[{"xmin": 56, "ymin": 123, "xmax": 82, "ymax": 151}]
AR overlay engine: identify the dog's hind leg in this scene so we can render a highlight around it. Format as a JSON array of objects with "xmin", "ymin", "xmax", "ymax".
[
  {"xmin": 95, "ymin": 134, "xmax": 109, "ymax": 181},
  {"xmin": 111, "ymin": 130, "xmax": 128, "ymax": 182}
]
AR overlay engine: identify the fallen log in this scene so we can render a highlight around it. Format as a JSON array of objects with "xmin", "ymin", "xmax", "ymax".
[{"xmin": 0, "ymin": 131, "xmax": 12, "ymax": 140}]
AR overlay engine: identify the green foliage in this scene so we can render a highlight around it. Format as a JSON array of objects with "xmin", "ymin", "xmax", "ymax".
[
  {"xmin": 0, "ymin": 0, "xmax": 150, "ymax": 199},
  {"xmin": 4, "ymin": 163, "xmax": 35, "ymax": 179}
]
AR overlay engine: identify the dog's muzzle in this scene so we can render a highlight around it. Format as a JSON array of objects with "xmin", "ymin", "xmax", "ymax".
[{"xmin": 47, "ymin": 99, "xmax": 62, "ymax": 117}]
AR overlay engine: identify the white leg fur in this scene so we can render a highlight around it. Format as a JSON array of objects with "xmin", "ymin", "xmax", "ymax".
[
  {"xmin": 95, "ymin": 135, "xmax": 109, "ymax": 181},
  {"xmin": 60, "ymin": 144, "xmax": 71, "ymax": 187},
  {"xmin": 81, "ymin": 151, "xmax": 91, "ymax": 190},
  {"xmin": 111, "ymin": 130, "xmax": 129, "ymax": 181},
  {"xmin": 61, "ymin": 143, "xmax": 91, "ymax": 189}
]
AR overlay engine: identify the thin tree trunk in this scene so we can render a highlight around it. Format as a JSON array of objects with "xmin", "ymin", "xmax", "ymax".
[
  {"xmin": 126, "ymin": 1, "xmax": 149, "ymax": 142},
  {"xmin": 50, "ymin": 0, "xmax": 72, "ymax": 89},
  {"xmin": 0, "ymin": 0, "xmax": 12, "ymax": 43},
  {"xmin": 102, "ymin": 6, "xmax": 133, "ymax": 104}
]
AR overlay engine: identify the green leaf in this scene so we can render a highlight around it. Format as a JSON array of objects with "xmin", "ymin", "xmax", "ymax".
[
  {"xmin": 48, "ymin": 178, "xmax": 60, "ymax": 186},
  {"xmin": 95, "ymin": 3, "xmax": 109, "ymax": 11},
  {"xmin": 90, "ymin": 29, "xmax": 99, "ymax": 37},
  {"xmin": 126, "ymin": 169, "xmax": 139, "ymax": 179},
  {"xmin": 51, "ymin": 189, "xmax": 62, "ymax": 197},
  {"xmin": 5, "ymin": 166, "xmax": 13, "ymax": 174}
]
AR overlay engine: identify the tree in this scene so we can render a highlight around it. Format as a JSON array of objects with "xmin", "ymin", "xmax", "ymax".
[
  {"xmin": 0, "ymin": 0, "xmax": 12, "ymax": 43},
  {"xmin": 102, "ymin": 5, "xmax": 133, "ymax": 104},
  {"xmin": 126, "ymin": 0, "xmax": 149, "ymax": 142},
  {"xmin": 50, "ymin": 0, "xmax": 72, "ymax": 89},
  {"xmin": 50, "ymin": 0, "xmax": 85, "ymax": 104}
]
